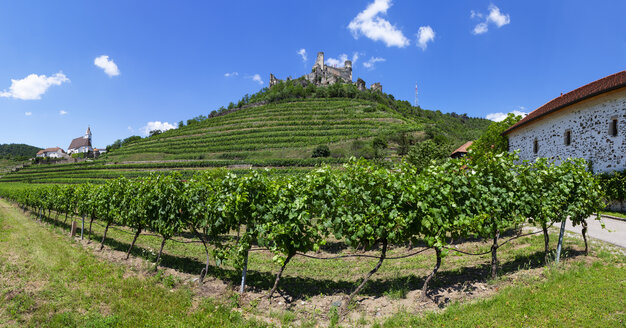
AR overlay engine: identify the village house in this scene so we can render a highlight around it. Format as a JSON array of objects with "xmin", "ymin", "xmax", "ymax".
[
  {"xmin": 67, "ymin": 127, "xmax": 94, "ymax": 155},
  {"xmin": 451, "ymin": 141, "xmax": 473, "ymax": 158},
  {"xmin": 504, "ymin": 70, "xmax": 626, "ymax": 173},
  {"xmin": 36, "ymin": 147, "xmax": 67, "ymax": 158}
]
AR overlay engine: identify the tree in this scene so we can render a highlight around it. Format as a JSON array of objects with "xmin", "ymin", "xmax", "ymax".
[
  {"xmin": 406, "ymin": 139, "xmax": 449, "ymax": 173},
  {"xmin": 470, "ymin": 113, "xmax": 521, "ymax": 158},
  {"xmin": 312, "ymin": 145, "xmax": 331, "ymax": 158},
  {"xmin": 148, "ymin": 130, "xmax": 162, "ymax": 137},
  {"xmin": 372, "ymin": 136, "xmax": 387, "ymax": 159}
]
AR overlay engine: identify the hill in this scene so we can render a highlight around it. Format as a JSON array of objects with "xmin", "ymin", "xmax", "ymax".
[
  {"xmin": 0, "ymin": 143, "xmax": 41, "ymax": 158},
  {"xmin": 0, "ymin": 84, "xmax": 491, "ymax": 183},
  {"xmin": 104, "ymin": 93, "xmax": 489, "ymax": 162}
]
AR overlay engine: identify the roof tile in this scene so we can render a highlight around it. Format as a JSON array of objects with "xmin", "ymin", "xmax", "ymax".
[{"xmin": 504, "ymin": 70, "xmax": 626, "ymax": 135}]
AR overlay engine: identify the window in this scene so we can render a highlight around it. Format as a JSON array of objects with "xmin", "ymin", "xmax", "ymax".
[
  {"xmin": 564, "ymin": 130, "xmax": 572, "ymax": 146},
  {"xmin": 533, "ymin": 138, "xmax": 539, "ymax": 154},
  {"xmin": 609, "ymin": 118, "xmax": 618, "ymax": 137}
]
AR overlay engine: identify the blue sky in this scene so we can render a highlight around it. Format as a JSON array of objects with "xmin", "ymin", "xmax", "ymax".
[{"xmin": 1, "ymin": 0, "xmax": 625, "ymax": 149}]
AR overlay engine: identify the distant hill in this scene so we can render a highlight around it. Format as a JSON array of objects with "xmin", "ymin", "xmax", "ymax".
[
  {"xmin": 1, "ymin": 83, "xmax": 492, "ymax": 184},
  {"xmin": 104, "ymin": 98, "xmax": 489, "ymax": 162},
  {"xmin": 0, "ymin": 143, "xmax": 41, "ymax": 158},
  {"xmin": 105, "ymin": 81, "xmax": 490, "ymax": 162}
]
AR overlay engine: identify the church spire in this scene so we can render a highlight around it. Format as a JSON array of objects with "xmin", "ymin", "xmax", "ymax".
[{"xmin": 85, "ymin": 125, "xmax": 92, "ymax": 141}]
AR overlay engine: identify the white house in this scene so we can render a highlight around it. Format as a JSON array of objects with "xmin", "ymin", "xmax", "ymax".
[
  {"xmin": 36, "ymin": 147, "xmax": 67, "ymax": 158},
  {"xmin": 68, "ymin": 127, "xmax": 94, "ymax": 155},
  {"xmin": 504, "ymin": 70, "xmax": 625, "ymax": 173}
]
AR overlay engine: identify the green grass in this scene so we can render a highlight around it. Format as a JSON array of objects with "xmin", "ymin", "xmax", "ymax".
[
  {"xmin": 601, "ymin": 211, "xmax": 626, "ymax": 219},
  {"xmin": 3, "ymin": 198, "xmax": 623, "ymax": 327},
  {"xmin": 0, "ymin": 199, "xmax": 267, "ymax": 328},
  {"xmin": 380, "ymin": 262, "xmax": 626, "ymax": 327}
]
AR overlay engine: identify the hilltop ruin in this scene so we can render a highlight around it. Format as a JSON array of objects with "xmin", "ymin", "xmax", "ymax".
[{"xmin": 270, "ymin": 52, "xmax": 382, "ymax": 92}]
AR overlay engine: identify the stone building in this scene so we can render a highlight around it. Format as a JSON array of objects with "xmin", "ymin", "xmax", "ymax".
[
  {"xmin": 269, "ymin": 51, "xmax": 382, "ymax": 91},
  {"xmin": 504, "ymin": 70, "xmax": 626, "ymax": 173}
]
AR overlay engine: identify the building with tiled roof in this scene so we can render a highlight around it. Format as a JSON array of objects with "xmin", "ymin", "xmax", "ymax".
[
  {"xmin": 451, "ymin": 141, "xmax": 473, "ymax": 158},
  {"xmin": 36, "ymin": 147, "xmax": 67, "ymax": 158},
  {"xmin": 505, "ymin": 70, "xmax": 625, "ymax": 173},
  {"xmin": 68, "ymin": 126, "xmax": 94, "ymax": 155}
]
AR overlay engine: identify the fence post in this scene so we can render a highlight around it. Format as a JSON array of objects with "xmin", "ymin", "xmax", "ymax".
[{"xmin": 555, "ymin": 218, "xmax": 567, "ymax": 264}]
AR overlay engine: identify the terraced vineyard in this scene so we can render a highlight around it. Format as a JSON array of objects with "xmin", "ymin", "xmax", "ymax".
[
  {"xmin": 108, "ymin": 98, "xmax": 419, "ymax": 161},
  {"xmin": 0, "ymin": 160, "xmax": 321, "ymax": 184},
  {"xmin": 0, "ymin": 98, "xmax": 490, "ymax": 183}
]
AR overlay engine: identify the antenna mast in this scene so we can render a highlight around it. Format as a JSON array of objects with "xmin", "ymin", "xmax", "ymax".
[{"xmin": 414, "ymin": 82, "xmax": 418, "ymax": 107}]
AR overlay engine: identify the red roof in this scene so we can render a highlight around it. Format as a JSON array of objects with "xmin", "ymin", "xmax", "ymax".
[
  {"xmin": 504, "ymin": 70, "xmax": 626, "ymax": 135},
  {"xmin": 451, "ymin": 141, "xmax": 473, "ymax": 157},
  {"xmin": 37, "ymin": 147, "xmax": 64, "ymax": 155}
]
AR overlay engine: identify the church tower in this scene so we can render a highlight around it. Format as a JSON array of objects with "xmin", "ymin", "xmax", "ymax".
[{"xmin": 85, "ymin": 126, "xmax": 92, "ymax": 143}]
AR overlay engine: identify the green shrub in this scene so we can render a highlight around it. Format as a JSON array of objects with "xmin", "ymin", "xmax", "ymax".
[{"xmin": 312, "ymin": 145, "xmax": 331, "ymax": 158}]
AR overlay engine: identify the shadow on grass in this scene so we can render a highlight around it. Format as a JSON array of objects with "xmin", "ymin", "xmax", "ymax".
[{"xmin": 30, "ymin": 209, "xmax": 585, "ymax": 304}]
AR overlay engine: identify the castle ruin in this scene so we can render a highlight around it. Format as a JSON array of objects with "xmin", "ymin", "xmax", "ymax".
[{"xmin": 269, "ymin": 52, "xmax": 382, "ymax": 92}]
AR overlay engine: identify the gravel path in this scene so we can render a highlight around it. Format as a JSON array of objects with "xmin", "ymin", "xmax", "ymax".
[{"xmin": 564, "ymin": 215, "xmax": 626, "ymax": 248}]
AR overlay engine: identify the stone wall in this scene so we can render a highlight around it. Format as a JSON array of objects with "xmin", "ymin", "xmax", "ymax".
[
  {"xmin": 269, "ymin": 51, "xmax": 379, "ymax": 91},
  {"xmin": 606, "ymin": 200, "xmax": 626, "ymax": 213},
  {"xmin": 508, "ymin": 88, "xmax": 626, "ymax": 173},
  {"xmin": 371, "ymin": 82, "xmax": 382, "ymax": 93}
]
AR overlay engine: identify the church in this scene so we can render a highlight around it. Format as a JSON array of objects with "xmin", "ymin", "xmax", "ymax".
[{"xmin": 67, "ymin": 127, "xmax": 94, "ymax": 155}]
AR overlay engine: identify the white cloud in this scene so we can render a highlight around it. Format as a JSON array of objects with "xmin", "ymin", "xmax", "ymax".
[
  {"xmin": 251, "ymin": 74, "xmax": 263, "ymax": 85},
  {"xmin": 141, "ymin": 121, "xmax": 176, "ymax": 136},
  {"xmin": 363, "ymin": 56, "xmax": 386, "ymax": 69},
  {"xmin": 485, "ymin": 110, "xmax": 527, "ymax": 122},
  {"xmin": 224, "ymin": 72, "xmax": 239, "ymax": 77},
  {"xmin": 0, "ymin": 72, "xmax": 69, "ymax": 100},
  {"xmin": 25, "ymin": 112, "xmax": 32, "ymax": 116},
  {"xmin": 416, "ymin": 26, "xmax": 435, "ymax": 50},
  {"xmin": 325, "ymin": 52, "xmax": 360, "ymax": 67},
  {"xmin": 297, "ymin": 48, "xmax": 307, "ymax": 62},
  {"xmin": 487, "ymin": 5, "xmax": 511, "ymax": 27},
  {"xmin": 471, "ymin": 5, "xmax": 510, "ymax": 35},
  {"xmin": 59, "ymin": 110, "xmax": 68, "ymax": 115},
  {"xmin": 473, "ymin": 22, "xmax": 488, "ymax": 35},
  {"xmin": 348, "ymin": 0, "xmax": 410, "ymax": 48},
  {"xmin": 94, "ymin": 55, "xmax": 120, "ymax": 77},
  {"xmin": 470, "ymin": 10, "xmax": 483, "ymax": 19},
  {"xmin": 351, "ymin": 52, "xmax": 360, "ymax": 64}
]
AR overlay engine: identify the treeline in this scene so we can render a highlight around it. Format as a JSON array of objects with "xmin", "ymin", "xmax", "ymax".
[
  {"xmin": 0, "ymin": 143, "xmax": 41, "ymax": 159},
  {"xmin": 0, "ymin": 152, "xmax": 604, "ymax": 315}
]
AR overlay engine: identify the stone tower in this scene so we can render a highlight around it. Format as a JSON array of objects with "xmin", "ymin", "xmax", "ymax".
[
  {"xmin": 344, "ymin": 60, "xmax": 353, "ymax": 81},
  {"xmin": 314, "ymin": 52, "xmax": 325, "ymax": 69}
]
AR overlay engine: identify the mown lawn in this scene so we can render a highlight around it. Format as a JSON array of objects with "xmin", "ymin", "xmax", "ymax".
[{"xmin": 1, "ymin": 198, "xmax": 624, "ymax": 327}]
